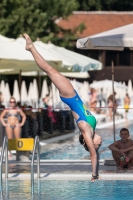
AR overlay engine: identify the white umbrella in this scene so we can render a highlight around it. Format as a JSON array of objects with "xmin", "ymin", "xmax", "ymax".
[
  {"xmin": 0, "ymin": 36, "xmax": 63, "ymax": 74},
  {"xmin": 22, "ymin": 71, "xmax": 89, "ymax": 78},
  {"xmin": 122, "ymin": 82, "xmax": 127, "ymax": 99},
  {"xmin": 27, "ymin": 82, "xmax": 33, "ymax": 105},
  {"xmin": 5, "ymin": 83, "xmax": 11, "ymax": 103},
  {"xmin": 41, "ymin": 79, "xmax": 49, "ymax": 99},
  {"xmin": 76, "ymin": 23, "xmax": 133, "ymax": 51},
  {"xmin": 0, "ymin": 37, "xmax": 62, "ymax": 62},
  {"xmin": 127, "ymin": 79, "xmax": 133, "ymax": 98},
  {"xmin": 55, "ymin": 87, "xmax": 61, "ymax": 107},
  {"xmin": 21, "ymin": 81, "xmax": 28, "ymax": 103},
  {"xmin": 32, "ymin": 79, "xmax": 39, "ymax": 108},
  {"xmin": 32, "ymin": 79, "xmax": 39, "ymax": 101},
  {"xmin": 117, "ymin": 82, "xmax": 125, "ymax": 100},
  {"xmin": 51, "ymin": 83, "xmax": 58, "ymax": 108},
  {"xmin": 48, "ymin": 86, "xmax": 53, "ymax": 106},
  {"xmin": 0, "ymin": 80, "xmax": 6, "ymax": 104},
  {"xmin": 13, "ymin": 80, "xmax": 20, "ymax": 102},
  {"xmin": 90, "ymin": 79, "xmax": 127, "ymax": 90},
  {"xmin": 0, "ymin": 34, "xmax": 14, "ymax": 42},
  {"xmin": 80, "ymin": 81, "xmax": 90, "ymax": 104},
  {"xmin": 34, "ymin": 40, "xmax": 103, "ymax": 71}
]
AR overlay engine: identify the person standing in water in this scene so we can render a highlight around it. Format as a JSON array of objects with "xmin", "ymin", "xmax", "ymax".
[{"xmin": 23, "ymin": 33, "xmax": 102, "ymax": 181}]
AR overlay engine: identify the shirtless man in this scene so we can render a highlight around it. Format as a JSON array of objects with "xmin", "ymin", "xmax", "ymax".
[{"xmin": 108, "ymin": 128, "xmax": 133, "ymax": 170}]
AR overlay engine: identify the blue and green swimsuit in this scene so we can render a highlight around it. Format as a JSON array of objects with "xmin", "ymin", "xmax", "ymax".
[{"xmin": 60, "ymin": 90, "xmax": 96, "ymax": 130}]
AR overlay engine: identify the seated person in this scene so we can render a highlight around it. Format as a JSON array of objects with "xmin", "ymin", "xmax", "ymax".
[
  {"xmin": 42, "ymin": 94, "xmax": 50, "ymax": 108},
  {"xmin": 24, "ymin": 106, "xmax": 38, "ymax": 137},
  {"xmin": 108, "ymin": 128, "xmax": 133, "ymax": 170}
]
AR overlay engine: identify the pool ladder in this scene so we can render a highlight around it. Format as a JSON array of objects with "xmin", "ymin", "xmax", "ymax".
[{"xmin": 0, "ymin": 136, "xmax": 40, "ymax": 195}]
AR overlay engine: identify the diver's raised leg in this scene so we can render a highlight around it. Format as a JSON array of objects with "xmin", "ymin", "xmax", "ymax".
[{"xmin": 23, "ymin": 33, "xmax": 75, "ymax": 98}]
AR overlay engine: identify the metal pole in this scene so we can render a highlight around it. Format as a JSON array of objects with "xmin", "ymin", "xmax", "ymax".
[
  {"xmin": 37, "ymin": 137, "xmax": 40, "ymax": 178},
  {"xmin": 37, "ymin": 72, "xmax": 41, "ymax": 99},
  {"xmin": 0, "ymin": 136, "xmax": 6, "ymax": 185},
  {"xmin": 5, "ymin": 137, "xmax": 8, "ymax": 178},
  {"xmin": 31, "ymin": 136, "xmax": 37, "ymax": 195},
  {"xmin": 37, "ymin": 178, "xmax": 41, "ymax": 197},
  {"xmin": 0, "ymin": 184, "xmax": 3, "ymax": 199},
  {"xmin": 5, "ymin": 178, "xmax": 9, "ymax": 199},
  {"xmin": 112, "ymin": 61, "xmax": 115, "ymax": 142},
  {"xmin": 37, "ymin": 72, "xmax": 41, "ymax": 108},
  {"xmin": 18, "ymin": 70, "xmax": 22, "ymax": 105}
]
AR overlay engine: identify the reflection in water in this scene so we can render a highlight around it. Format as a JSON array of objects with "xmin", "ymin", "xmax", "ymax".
[
  {"xmin": 0, "ymin": 180, "xmax": 133, "ymax": 200},
  {"xmin": 0, "ymin": 179, "xmax": 41, "ymax": 200}
]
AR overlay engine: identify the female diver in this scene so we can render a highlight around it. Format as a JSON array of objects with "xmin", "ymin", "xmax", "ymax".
[{"xmin": 23, "ymin": 33, "xmax": 102, "ymax": 181}]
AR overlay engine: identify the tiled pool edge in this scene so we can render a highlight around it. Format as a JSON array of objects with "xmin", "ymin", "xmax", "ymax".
[{"xmin": 2, "ymin": 173, "xmax": 133, "ymax": 180}]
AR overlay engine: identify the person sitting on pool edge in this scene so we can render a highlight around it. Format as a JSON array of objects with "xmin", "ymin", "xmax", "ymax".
[
  {"xmin": 23, "ymin": 33, "xmax": 102, "ymax": 182},
  {"xmin": 108, "ymin": 128, "xmax": 133, "ymax": 170}
]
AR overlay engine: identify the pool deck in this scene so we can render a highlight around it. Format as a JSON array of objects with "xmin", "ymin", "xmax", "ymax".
[{"xmin": 1, "ymin": 158, "xmax": 133, "ymax": 180}]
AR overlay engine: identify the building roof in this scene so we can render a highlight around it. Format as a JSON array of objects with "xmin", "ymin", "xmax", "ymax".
[{"xmin": 56, "ymin": 11, "xmax": 133, "ymax": 38}]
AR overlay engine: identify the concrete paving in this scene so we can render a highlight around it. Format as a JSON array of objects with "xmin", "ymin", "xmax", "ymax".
[{"xmin": 1, "ymin": 159, "xmax": 133, "ymax": 180}]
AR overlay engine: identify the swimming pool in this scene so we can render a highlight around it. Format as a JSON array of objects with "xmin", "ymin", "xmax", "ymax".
[
  {"xmin": 40, "ymin": 122, "xmax": 133, "ymax": 160},
  {"xmin": 1, "ymin": 180, "xmax": 133, "ymax": 200}
]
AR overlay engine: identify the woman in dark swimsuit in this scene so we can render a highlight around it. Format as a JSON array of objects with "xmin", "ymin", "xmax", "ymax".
[
  {"xmin": 1, "ymin": 97, "xmax": 26, "ymax": 139},
  {"xmin": 23, "ymin": 33, "xmax": 102, "ymax": 181}
]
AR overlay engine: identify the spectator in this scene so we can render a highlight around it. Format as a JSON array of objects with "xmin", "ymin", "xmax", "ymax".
[
  {"xmin": 97, "ymin": 88, "xmax": 106, "ymax": 114},
  {"xmin": 108, "ymin": 128, "xmax": 133, "ymax": 170},
  {"xmin": 42, "ymin": 94, "xmax": 50, "ymax": 108},
  {"xmin": 124, "ymin": 93, "xmax": 130, "ymax": 120},
  {"xmin": 0, "ymin": 97, "xmax": 26, "ymax": 138},
  {"xmin": 97, "ymin": 88, "xmax": 106, "ymax": 107},
  {"xmin": 0, "ymin": 104, "xmax": 5, "ymax": 148},
  {"xmin": 24, "ymin": 105, "xmax": 38, "ymax": 137},
  {"xmin": 0, "ymin": 91, "xmax": 4, "ymax": 107},
  {"xmin": 88, "ymin": 88, "xmax": 97, "ymax": 113},
  {"xmin": 107, "ymin": 92, "xmax": 118, "ymax": 121}
]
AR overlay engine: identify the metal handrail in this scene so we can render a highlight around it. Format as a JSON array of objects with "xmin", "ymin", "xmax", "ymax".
[
  {"xmin": 0, "ymin": 136, "xmax": 40, "ymax": 195},
  {"xmin": 0, "ymin": 136, "xmax": 8, "ymax": 184},
  {"xmin": 31, "ymin": 136, "xmax": 40, "ymax": 194}
]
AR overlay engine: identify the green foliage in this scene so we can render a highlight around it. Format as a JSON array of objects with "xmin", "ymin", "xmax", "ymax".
[
  {"xmin": 0, "ymin": 0, "xmax": 78, "ymax": 41},
  {"xmin": 41, "ymin": 22, "xmax": 86, "ymax": 50},
  {"xmin": 77, "ymin": 0, "xmax": 102, "ymax": 11},
  {"xmin": 1, "ymin": 0, "xmax": 132, "ymax": 50},
  {"xmin": 76, "ymin": 0, "xmax": 133, "ymax": 11},
  {"xmin": 101, "ymin": 0, "xmax": 133, "ymax": 11}
]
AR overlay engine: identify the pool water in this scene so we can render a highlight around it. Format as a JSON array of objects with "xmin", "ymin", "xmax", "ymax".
[
  {"xmin": 40, "ymin": 122, "xmax": 133, "ymax": 160},
  {"xmin": 1, "ymin": 180, "xmax": 133, "ymax": 200}
]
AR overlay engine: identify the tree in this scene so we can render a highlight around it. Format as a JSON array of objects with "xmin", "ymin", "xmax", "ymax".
[
  {"xmin": 76, "ymin": 0, "xmax": 133, "ymax": 11},
  {"xmin": 76, "ymin": 0, "xmax": 102, "ymax": 11},
  {"xmin": 0, "ymin": 0, "xmax": 78, "ymax": 41}
]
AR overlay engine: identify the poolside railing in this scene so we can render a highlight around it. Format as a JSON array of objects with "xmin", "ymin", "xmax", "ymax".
[{"xmin": 0, "ymin": 136, "xmax": 40, "ymax": 195}]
